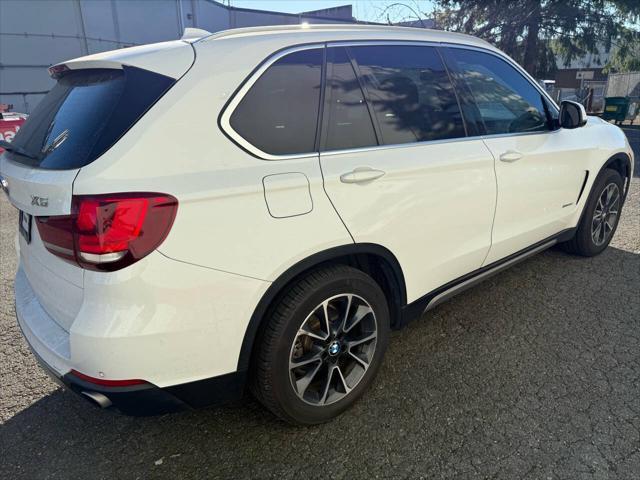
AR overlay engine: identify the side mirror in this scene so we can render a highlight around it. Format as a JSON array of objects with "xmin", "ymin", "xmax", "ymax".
[{"xmin": 559, "ymin": 100, "xmax": 587, "ymax": 129}]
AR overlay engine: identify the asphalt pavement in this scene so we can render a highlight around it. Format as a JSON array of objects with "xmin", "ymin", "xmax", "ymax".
[{"xmin": 0, "ymin": 129, "xmax": 638, "ymax": 479}]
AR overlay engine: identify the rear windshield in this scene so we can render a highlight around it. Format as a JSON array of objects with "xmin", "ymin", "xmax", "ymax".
[{"xmin": 7, "ymin": 66, "xmax": 174, "ymax": 170}]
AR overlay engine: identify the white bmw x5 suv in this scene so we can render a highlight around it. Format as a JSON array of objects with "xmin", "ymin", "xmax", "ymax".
[{"xmin": 0, "ymin": 25, "xmax": 633, "ymax": 424}]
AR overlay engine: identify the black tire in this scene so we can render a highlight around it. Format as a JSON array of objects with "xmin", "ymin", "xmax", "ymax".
[
  {"xmin": 251, "ymin": 265, "xmax": 390, "ymax": 425},
  {"xmin": 562, "ymin": 168, "xmax": 625, "ymax": 256}
]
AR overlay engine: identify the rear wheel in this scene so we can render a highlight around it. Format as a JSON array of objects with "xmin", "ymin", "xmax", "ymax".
[
  {"xmin": 562, "ymin": 168, "xmax": 624, "ymax": 256},
  {"xmin": 251, "ymin": 265, "xmax": 390, "ymax": 424}
]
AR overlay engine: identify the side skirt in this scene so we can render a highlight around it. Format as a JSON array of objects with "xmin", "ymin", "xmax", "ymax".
[{"xmin": 399, "ymin": 228, "xmax": 576, "ymax": 326}]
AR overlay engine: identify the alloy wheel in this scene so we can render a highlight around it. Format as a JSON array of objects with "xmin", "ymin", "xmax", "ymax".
[
  {"xmin": 591, "ymin": 182, "xmax": 621, "ymax": 246},
  {"xmin": 289, "ymin": 293, "xmax": 378, "ymax": 406}
]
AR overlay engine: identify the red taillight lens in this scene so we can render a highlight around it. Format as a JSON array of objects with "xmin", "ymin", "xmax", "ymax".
[
  {"xmin": 35, "ymin": 214, "xmax": 76, "ymax": 262},
  {"xmin": 36, "ymin": 192, "xmax": 178, "ymax": 271}
]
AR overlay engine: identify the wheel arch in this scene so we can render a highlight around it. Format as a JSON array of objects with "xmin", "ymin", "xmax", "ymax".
[
  {"xmin": 236, "ymin": 243, "xmax": 407, "ymax": 372},
  {"xmin": 600, "ymin": 152, "xmax": 632, "ymax": 196},
  {"xmin": 575, "ymin": 151, "xmax": 632, "ymax": 229}
]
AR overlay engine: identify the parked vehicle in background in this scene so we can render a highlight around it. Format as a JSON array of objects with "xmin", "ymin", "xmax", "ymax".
[
  {"xmin": 0, "ymin": 105, "xmax": 27, "ymax": 154},
  {"xmin": 0, "ymin": 25, "xmax": 634, "ymax": 425},
  {"xmin": 538, "ymin": 79, "xmax": 556, "ymax": 94}
]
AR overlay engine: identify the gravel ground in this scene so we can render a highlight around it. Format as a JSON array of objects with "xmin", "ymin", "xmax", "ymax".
[{"xmin": 0, "ymin": 129, "xmax": 638, "ymax": 479}]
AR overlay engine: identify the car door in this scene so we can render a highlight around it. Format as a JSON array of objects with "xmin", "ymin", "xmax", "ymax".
[
  {"xmin": 442, "ymin": 47, "xmax": 589, "ymax": 265},
  {"xmin": 318, "ymin": 44, "xmax": 497, "ymax": 302}
]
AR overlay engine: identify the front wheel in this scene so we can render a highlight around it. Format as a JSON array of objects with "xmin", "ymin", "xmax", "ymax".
[
  {"xmin": 251, "ymin": 265, "xmax": 390, "ymax": 424},
  {"xmin": 562, "ymin": 168, "xmax": 625, "ymax": 256}
]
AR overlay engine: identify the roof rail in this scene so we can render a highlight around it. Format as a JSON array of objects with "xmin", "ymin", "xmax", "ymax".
[{"xmin": 205, "ymin": 23, "xmax": 425, "ymax": 42}]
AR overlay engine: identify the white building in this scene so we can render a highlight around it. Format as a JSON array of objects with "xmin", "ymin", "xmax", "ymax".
[{"xmin": 0, "ymin": 0, "xmax": 359, "ymax": 113}]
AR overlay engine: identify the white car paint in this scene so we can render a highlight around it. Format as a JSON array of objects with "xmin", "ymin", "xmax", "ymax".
[
  {"xmin": 1, "ymin": 25, "xmax": 633, "ymax": 407},
  {"xmin": 482, "ymin": 120, "xmax": 605, "ymax": 264},
  {"xmin": 55, "ymin": 40, "xmax": 195, "ymax": 79},
  {"xmin": 319, "ymin": 138, "xmax": 496, "ymax": 302}
]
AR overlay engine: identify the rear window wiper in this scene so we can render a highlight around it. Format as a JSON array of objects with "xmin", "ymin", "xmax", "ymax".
[{"xmin": 0, "ymin": 140, "xmax": 39, "ymax": 160}]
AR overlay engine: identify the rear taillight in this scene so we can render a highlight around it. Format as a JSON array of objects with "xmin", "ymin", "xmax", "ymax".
[{"xmin": 36, "ymin": 192, "xmax": 178, "ymax": 271}]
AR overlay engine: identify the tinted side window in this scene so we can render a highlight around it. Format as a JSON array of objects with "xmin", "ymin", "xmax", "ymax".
[
  {"xmin": 230, "ymin": 49, "xmax": 322, "ymax": 155},
  {"xmin": 323, "ymin": 47, "xmax": 377, "ymax": 151},
  {"xmin": 447, "ymin": 49, "xmax": 549, "ymax": 135},
  {"xmin": 350, "ymin": 45, "xmax": 465, "ymax": 145}
]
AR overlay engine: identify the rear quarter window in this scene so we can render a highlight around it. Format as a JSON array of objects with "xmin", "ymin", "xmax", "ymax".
[
  {"xmin": 228, "ymin": 48, "xmax": 323, "ymax": 156},
  {"xmin": 7, "ymin": 66, "xmax": 174, "ymax": 170}
]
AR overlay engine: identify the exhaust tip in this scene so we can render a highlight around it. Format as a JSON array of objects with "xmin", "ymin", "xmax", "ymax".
[{"xmin": 81, "ymin": 391, "xmax": 113, "ymax": 409}]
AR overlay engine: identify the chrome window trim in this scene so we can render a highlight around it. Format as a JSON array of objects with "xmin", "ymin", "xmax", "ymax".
[
  {"xmin": 320, "ymin": 128, "xmax": 559, "ymax": 157},
  {"xmin": 219, "ymin": 43, "xmax": 324, "ymax": 161},
  {"xmin": 481, "ymin": 128, "xmax": 561, "ymax": 141},
  {"xmin": 221, "ymin": 40, "xmax": 560, "ymax": 161},
  {"xmin": 321, "ymin": 135, "xmax": 479, "ymax": 157}
]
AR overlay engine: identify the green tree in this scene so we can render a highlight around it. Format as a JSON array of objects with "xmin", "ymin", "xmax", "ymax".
[
  {"xmin": 603, "ymin": 28, "xmax": 640, "ymax": 72},
  {"xmin": 429, "ymin": 0, "xmax": 640, "ymax": 77}
]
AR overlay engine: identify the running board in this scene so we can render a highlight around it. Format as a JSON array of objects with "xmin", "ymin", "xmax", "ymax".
[
  {"xmin": 424, "ymin": 239, "xmax": 557, "ymax": 312},
  {"xmin": 398, "ymin": 234, "xmax": 568, "ymax": 327}
]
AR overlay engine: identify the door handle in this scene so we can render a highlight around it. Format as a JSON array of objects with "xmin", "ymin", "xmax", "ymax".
[
  {"xmin": 340, "ymin": 167, "xmax": 386, "ymax": 184},
  {"xmin": 499, "ymin": 150, "xmax": 523, "ymax": 162}
]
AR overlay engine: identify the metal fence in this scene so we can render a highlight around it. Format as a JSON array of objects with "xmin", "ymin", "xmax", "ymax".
[{"xmin": 605, "ymin": 72, "xmax": 640, "ymax": 99}]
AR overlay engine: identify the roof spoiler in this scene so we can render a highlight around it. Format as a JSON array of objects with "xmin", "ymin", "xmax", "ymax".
[{"xmin": 50, "ymin": 40, "xmax": 196, "ymax": 80}]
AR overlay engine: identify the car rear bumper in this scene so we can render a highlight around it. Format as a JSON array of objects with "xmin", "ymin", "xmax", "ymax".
[
  {"xmin": 20, "ymin": 307, "xmax": 247, "ymax": 416},
  {"xmin": 14, "ymin": 251, "xmax": 267, "ymax": 415},
  {"xmin": 61, "ymin": 369, "xmax": 247, "ymax": 416}
]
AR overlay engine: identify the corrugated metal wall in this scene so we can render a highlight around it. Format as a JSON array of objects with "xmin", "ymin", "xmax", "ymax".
[{"xmin": 0, "ymin": 0, "xmax": 355, "ymax": 113}]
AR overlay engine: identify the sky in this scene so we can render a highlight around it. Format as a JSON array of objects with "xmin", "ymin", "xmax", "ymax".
[{"xmin": 227, "ymin": 1, "xmax": 437, "ymax": 23}]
